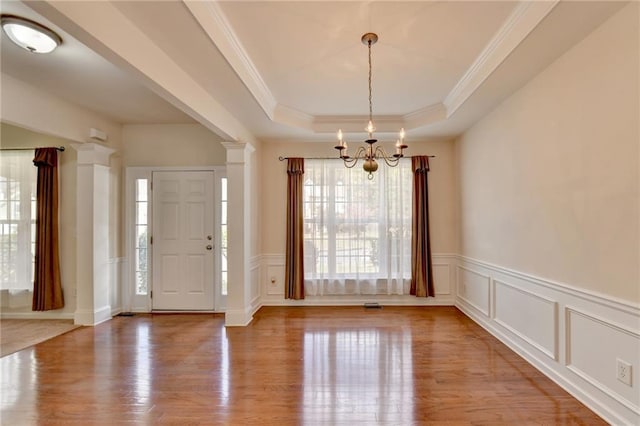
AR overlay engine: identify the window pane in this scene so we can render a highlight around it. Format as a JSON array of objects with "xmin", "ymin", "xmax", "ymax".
[
  {"xmin": 221, "ymin": 271, "xmax": 227, "ymax": 296},
  {"xmin": 134, "ymin": 179, "xmax": 149, "ymax": 295},
  {"xmin": 9, "ymin": 181, "xmax": 19, "ymax": 200},
  {"xmin": 221, "ymin": 201, "xmax": 227, "ymax": 225},
  {"xmin": 10, "ymin": 201, "xmax": 19, "ymax": 220},
  {"xmin": 221, "ymin": 178, "xmax": 227, "ymax": 200},
  {"xmin": 136, "ymin": 270, "xmax": 147, "ymax": 294},
  {"xmin": 136, "ymin": 225, "xmax": 147, "ymax": 248},
  {"xmin": 136, "ymin": 179, "xmax": 147, "ymax": 202},
  {"xmin": 220, "ymin": 178, "xmax": 228, "ymax": 298},
  {"xmin": 136, "ymin": 202, "xmax": 147, "ymax": 225}
]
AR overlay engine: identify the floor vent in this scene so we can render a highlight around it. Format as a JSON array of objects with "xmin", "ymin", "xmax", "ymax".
[
  {"xmin": 364, "ymin": 302, "xmax": 382, "ymax": 309},
  {"xmin": 118, "ymin": 312, "xmax": 135, "ymax": 317}
]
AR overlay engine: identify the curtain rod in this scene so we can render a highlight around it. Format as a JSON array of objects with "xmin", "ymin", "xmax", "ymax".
[
  {"xmin": 279, "ymin": 155, "xmax": 434, "ymax": 161},
  {"xmin": 0, "ymin": 146, "xmax": 65, "ymax": 152}
]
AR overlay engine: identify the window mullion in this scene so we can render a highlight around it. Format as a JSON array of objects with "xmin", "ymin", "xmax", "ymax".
[
  {"xmin": 327, "ymin": 165, "xmax": 336, "ymax": 276},
  {"xmin": 18, "ymin": 172, "xmax": 31, "ymax": 287},
  {"xmin": 378, "ymin": 169, "xmax": 388, "ymax": 276}
]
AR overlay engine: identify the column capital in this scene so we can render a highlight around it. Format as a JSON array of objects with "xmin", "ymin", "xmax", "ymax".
[
  {"xmin": 221, "ymin": 141, "xmax": 256, "ymax": 164},
  {"xmin": 71, "ymin": 142, "xmax": 115, "ymax": 166}
]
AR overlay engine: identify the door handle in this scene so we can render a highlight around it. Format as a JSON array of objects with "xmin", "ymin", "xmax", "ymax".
[{"xmin": 206, "ymin": 245, "xmax": 213, "ymax": 250}]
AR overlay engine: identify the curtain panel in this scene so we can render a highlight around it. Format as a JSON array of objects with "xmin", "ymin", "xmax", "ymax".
[
  {"xmin": 410, "ymin": 156, "xmax": 434, "ymax": 297},
  {"xmin": 32, "ymin": 148, "xmax": 64, "ymax": 311},
  {"xmin": 303, "ymin": 160, "xmax": 412, "ymax": 296},
  {"xmin": 285, "ymin": 158, "xmax": 305, "ymax": 299}
]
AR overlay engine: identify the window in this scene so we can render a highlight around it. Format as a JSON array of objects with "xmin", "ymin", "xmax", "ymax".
[
  {"xmin": 220, "ymin": 177, "xmax": 228, "ymax": 296},
  {"xmin": 134, "ymin": 179, "xmax": 149, "ymax": 295},
  {"xmin": 303, "ymin": 160, "xmax": 412, "ymax": 295},
  {"xmin": 0, "ymin": 151, "xmax": 36, "ymax": 291}
]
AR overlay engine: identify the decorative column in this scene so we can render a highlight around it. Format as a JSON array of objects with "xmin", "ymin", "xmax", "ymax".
[
  {"xmin": 222, "ymin": 142, "xmax": 255, "ymax": 326},
  {"xmin": 72, "ymin": 143, "xmax": 115, "ymax": 325}
]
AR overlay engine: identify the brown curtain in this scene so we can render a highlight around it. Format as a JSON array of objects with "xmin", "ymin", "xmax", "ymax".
[
  {"xmin": 285, "ymin": 158, "xmax": 305, "ymax": 299},
  {"xmin": 32, "ymin": 148, "xmax": 64, "ymax": 311},
  {"xmin": 410, "ymin": 156, "xmax": 434, "ymax": 297}
]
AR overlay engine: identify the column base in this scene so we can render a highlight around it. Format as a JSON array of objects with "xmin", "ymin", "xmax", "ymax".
[
  {"xmin": 225, "ymin": 307, "xmax": 255, "ymax": 327},
  {"xmin": 74, "ymin": 305, "xmax": 111, "ymax": 326}
]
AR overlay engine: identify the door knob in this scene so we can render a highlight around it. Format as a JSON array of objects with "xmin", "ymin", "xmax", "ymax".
[{"xmin": 206, "ymin": 245, "xmax": 213, "ymax": 250}]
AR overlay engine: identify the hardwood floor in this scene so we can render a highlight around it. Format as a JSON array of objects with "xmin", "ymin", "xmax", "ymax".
[
  {"xmin": 1, "ymin": 319, "xmax": 80, "ymax": 357},
  {"xmin": 1, "ymin": 306, "xmax": 605, "ymax": 425}
]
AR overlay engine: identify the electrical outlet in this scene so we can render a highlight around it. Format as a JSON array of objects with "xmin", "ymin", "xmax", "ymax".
[{"xmin": 617, "ymin": 359, "xmax": 632, "ymax": 386}]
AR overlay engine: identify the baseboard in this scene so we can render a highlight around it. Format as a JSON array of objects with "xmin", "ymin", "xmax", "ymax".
[
  {"xmin": 261, "ymin": 295, "xmax": 456, "ymax": 307},
  {"xmin": 225, "ymin": 307, "xmax": 254, "ymax": 327},
  {"xmin": 456, "ymin": 256, "xmax": 639, "ymax": 425},
  {"xmin": 74, "ymin": 305, "xmax": 112, "ymax": 326},
  {"xmin": 1, "ymin": 312, "xmax": 75, "ymax": 320}
]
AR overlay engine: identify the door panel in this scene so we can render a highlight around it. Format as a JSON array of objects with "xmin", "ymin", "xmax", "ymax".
[{"xmin": 152, "ymin": 171, "xmax": 214, "ymax": 310}]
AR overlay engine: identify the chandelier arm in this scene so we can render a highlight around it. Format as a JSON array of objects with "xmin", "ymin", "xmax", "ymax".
[
  {"xmin": 374, "ymin": 146, "xmax": 402, "ymax": 167},
  {"xmin": 343, "ymin": 159, "xmax": 359, "ymax": 169},
  {"xmin": 352, "ymin": 146, "xmax": 368, "ymax": 160},
  {"xmin": 342, "ymin": 146, "xmax": 368, "ymax": 169}
]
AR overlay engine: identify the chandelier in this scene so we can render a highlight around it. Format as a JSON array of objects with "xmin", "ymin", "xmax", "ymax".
[{"xmin": 335, "ymin": 32, "xmax": 407, "ymax": 179}]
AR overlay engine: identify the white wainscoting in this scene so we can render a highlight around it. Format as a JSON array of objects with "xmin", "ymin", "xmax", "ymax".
[
  {"xmin": 456, "ymin": 256, "xmax": 640, "ymax": 425},
  {"xmin": 493, "ymin": 279, "xmax": 558, "ymax": 361},
  {"xmin": 457, "ymin": 265, "xmax": 490, "ymax": 316},
  {"xmin": 109, "ymin": 257, "xmax": 125, "ymax": 316},
  {"xmin": 249, "ymin": 255, "xmax": 261, "ymax": 313},
  {"xmin": 259, "ymin": 253, "xmax": 457, "ymax": 306}
]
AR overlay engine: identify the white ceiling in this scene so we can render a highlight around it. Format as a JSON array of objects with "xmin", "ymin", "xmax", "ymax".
[
  {"xmin": 0, "ymin": 1, "xmax": 628, "ymax": 143},
  {"xmin": 218, "ymin": 1, "xmax": 515, "ymax": 116}
]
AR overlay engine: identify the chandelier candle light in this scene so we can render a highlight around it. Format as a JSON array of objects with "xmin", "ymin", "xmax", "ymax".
[{"xmin": 335, "ymin": 32, "xmax": 407, "ymax": 179}]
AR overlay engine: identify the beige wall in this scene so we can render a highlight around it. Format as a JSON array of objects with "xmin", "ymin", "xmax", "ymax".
[
  {"xmin": 1, "ymin": 73, "xmax": 123, "ymax": 148},
  {"xmin": 260, "ymin": 139, "xmax": 458, "ymax": 255},
  {"xmin": 456, "ymin": 3, "xmax": 639, "ymax": 302},
  {"xmin": 122, "ymin": 124, "xmax": 226, "ymax": 167}
]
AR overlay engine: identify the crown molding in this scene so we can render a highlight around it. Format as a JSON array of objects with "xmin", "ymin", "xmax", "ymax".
[
  {"xmin": 403, "ymin": 103, "xmax": 447, "ymax": 129},
  {"xmin": 273, "ymin": 104, "xmax": 314, "ymax": 131},
  {"xmin": 312, "ymin": 115, "xmax": 405, "ymax": 134},
  {"xmin": 186, "ymin": 0, "xmax": 558, "ymax": 136},
  {"xmin": 271, "ymin": 104, "xmax": 449, "ymax": 134},
  {"xmin": 444, "ymin": 0, "xmax": 559, "ymax": 117},
  {"xmin": 184, "ymin": 0, "xmax": 277, "ymax": 119}
]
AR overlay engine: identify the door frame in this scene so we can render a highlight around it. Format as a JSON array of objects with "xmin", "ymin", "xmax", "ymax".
[{"xmin": 124, "ymin": 166, "xmax": 226, "ymax": 313}]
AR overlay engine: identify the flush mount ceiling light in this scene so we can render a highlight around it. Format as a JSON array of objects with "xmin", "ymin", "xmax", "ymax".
[
  {"xmin": 335, "ymin": 32, "xmax": 407, "ymax": 179},
  {"xmin": 1, "ymin": 15, "xmax": 62, "ymax": 54}
]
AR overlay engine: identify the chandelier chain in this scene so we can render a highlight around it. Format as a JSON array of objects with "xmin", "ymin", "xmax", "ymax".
[{"xmin": 368, "ymin": 39, "xmax": 373, "ymax": 124}]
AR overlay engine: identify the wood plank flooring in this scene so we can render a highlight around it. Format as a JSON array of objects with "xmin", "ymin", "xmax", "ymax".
[
  {"xmin": 1, "ymin": 319, "xmax": 80, "ymax": 357},
  {"xmin": 1, "ymin": 306, "xmax": 605, "ymax": 425}
]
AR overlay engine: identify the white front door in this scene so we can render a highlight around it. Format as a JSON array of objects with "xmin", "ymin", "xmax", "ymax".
[{"xmin": 152, "ymin": 171, "xmax": 215, "ymax": 310}]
